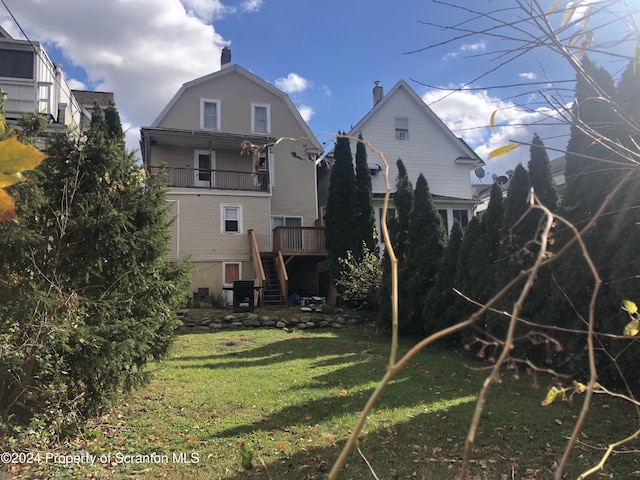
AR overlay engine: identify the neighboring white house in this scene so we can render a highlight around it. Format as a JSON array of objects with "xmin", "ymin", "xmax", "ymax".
[
  {"xmin": 337, "ymin": 80, "xmax": 484, "ymax": 246},
  {"xmin": 0, "ymin": 26, "xmax": 89, "ymax": 136},
  {"xmin": 140, "ymin": 48, "xmax": 325, "ymax": 305}
]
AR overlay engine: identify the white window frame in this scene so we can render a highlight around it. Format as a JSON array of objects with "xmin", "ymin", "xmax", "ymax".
[
  {"xmin": 270, "ymin": 216, "xmax": 303, "ymax": 230},
  {"xmin": 221, "ymin": 204, "xmax": 243, "ymax": 234},
  {"xmin": 194, "ymin": 150, "xmax": 215, "ymax": 187},
  {"xmin": 251, "ymin": 103, "xmax": 271, "ymax": 134},
  {"xmin": 222, "ymin": 262, "xmax": 242, "ymax": 287},
  {"xmin": 200, "ymin": 98, "xmax": 220, "ymax": 130}
]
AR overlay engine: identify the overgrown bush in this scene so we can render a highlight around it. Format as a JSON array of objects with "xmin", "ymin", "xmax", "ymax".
[{"xmin": 335, "ymin": 241, "xmax": 381, "ymax": 310}]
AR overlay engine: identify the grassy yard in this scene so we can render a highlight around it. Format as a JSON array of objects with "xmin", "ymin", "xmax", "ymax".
[{"xmin": 8, "ymin": 325, "xmax": 640, "ymax": 479}]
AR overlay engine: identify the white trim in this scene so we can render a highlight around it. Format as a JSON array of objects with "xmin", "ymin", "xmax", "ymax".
[
  {"xmin": 220, "ymin": 204, "xmax": 243, "ymax": 234},
  {"xmin": 222, "ymin": 261, "xmax": 243, "ymax": 286},
  {"xmin": 194, "ymin": 150, "xmax": 215, "ymax": 187},
  {"xmin": 200, "ymin": 98, "xmax": 220, "ymax": 130},
  {"xmin": 270, "ymin": 215, "xmax": 303, "ymax": 229},
  {"xmin": 251, "ymin": 103, "xmax": 271, "ymax": 134}
]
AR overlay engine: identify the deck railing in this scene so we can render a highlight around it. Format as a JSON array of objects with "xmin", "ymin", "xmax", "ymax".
[
  {"xmin": 275, "ymin": 250, "xmax": 288, "ymax": 302},
  {"xmin": 148, "ymin": 165, "xmax": 269, "ymax": 192},
  {"xmin": 272, "ymin": 226, "xmax": 326, "ymax": 255},
  {"xmin": 248, "ymin": 229, "xmax": 266, "ymax": 305}
]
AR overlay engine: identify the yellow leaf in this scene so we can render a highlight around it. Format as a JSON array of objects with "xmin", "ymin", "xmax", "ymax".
[
  {"xmin": 0, "ymin": 136, "xmax": 46, "ymax": 175},
  {"xmin": 489, "ymin": 110, "xmax": 497, "ymax": 134},
  {"xmin": 622, "ymin": 300, "xmax": 638, "ymax": 315},
  {"xmin": 624, "ymin": 318, "xmax": 640, "ymax": 337},
  {"xmin": 0, "ymin": 188, "xmax": 16, "ymax": 222},
  {"xmin": 547, "ymin": 0, "xmax": 561, "ymax": 15},
  {"xmin": 488, "ymin": 144, "xmax": 518, "ymax": 159},
  {"xmin": 541, "ymin": 386, "xmax": 562, "ymax": 407},
  {"xmin": 561, "ymin": 5, "xmax": 576, "ymax": 28},
  {"xmin": 582, "ymin": 6, "xmax": 591, "ymax": 31},
  {"xmin": 568, "ymin": 32, "xmax": 582, "ymax": 49}
]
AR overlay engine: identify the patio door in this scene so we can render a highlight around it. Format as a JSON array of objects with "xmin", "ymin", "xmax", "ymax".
[{"xmin": 194, "ymin": 151, "xmax": 214, "ymax": 187}]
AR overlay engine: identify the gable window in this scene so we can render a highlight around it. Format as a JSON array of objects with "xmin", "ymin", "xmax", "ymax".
[
  {"xmin": 395, "ymin": 117, "xmax": 408, "ymax": 139},
  {"xmin": 252, "ymin": 103, "xmax": 270, "ymax": 134},
  {"xmin": 453, "ymin": 209, "xmax": 469, "ymax": 228},
  {"xmin": 201, "ymin": 99, "xmax": 220, "ymax": 130},
  {"xmin": 221, "ymin": 205, "xmax": 242, "ymax": 234}
]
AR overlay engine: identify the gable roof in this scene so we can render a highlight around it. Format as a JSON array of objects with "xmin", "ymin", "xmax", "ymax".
[
  {"xmin": 149, "ymin": 64, "xmax": 322, "ymax": 152},
  {"xmin": 72, "ymin": 90, "xmax": 115, "ymax": 111},
  {"xmin": 347, "ymin": 79, "xmax": 484, "ymax": 165}
]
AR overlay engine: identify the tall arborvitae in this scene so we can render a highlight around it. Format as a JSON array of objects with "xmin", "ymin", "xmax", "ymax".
[
  {"xmin": 394, "ymin": 158, "xmax": 413, "ymax": 263},
  {"xmin": 324, "ymin": 133, "xmax": 358, "ymax": 283},
  {"xmin": 481, "ymin": 183, "xmax": 505, "ymax": 285},
  {"xmin": 403, "ymin": 174, "xmax": 447, "ymax": 337},
  {"xmin": 424, "ymin": 220, "xmax": 464, "ymax": 344},
  {"xmin": 104, "ymin": 100, "xmax": 124, "ymax": 144},
  {"xmin": 528, "ymin": 134, "xmax": 557, "ymax": 211},
  {"xmin": 455, "ymin": 217, "xmax": 491, "ymax": 320},
  {"xmin": 354, "ymin": 133, "xmax": 377, "ymax": 257}
]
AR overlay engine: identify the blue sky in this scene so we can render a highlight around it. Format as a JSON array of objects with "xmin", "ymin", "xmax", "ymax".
[{"xmin": 1, "ymin": 0, "xmax": 634, "ymax": 181}]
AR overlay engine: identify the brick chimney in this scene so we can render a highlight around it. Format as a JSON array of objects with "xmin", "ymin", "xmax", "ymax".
[
  {"xmin": 221, "ymin": 46, "xmax": 231, "ymax": 68},
  {"xmin": 373, "ymin": 81, "xmax": 383, "ymax": 106}
]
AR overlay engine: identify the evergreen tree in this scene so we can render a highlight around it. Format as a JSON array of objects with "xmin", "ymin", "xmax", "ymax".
[
  {"xmin": 354, "ymin": 133, "xmax": 377, "ymax": 257},
  {"xmin": 324, "ymin": 133, "xmax": 358, "ymax": 283},
  {"xmin": 424, "ymin": 220, "xmax": 464, "ymax": 343},
  {"xmin": 403, "ymin": 174, "xmax": 446, "ymax": 337},
  {"xmin": 104, "ymin": 100, "xmax": 124, "ymax": 143},
  {"xmin": 0, "ymin": 103, "xmax": 190, "ymax": 427},
  {"xmin": 528, "ymin": 134, "xmax": 558, "ymax": 211},
  {"xmin": 481, "ymin": 182, "xmax": 505, "ymax": 280},
  {"xmin": 393, "ymin": 158, "xmax": 413, "ymax": 263}
]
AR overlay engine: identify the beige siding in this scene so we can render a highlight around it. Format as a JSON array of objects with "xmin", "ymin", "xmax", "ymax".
[
  {"xmin": 191, "ymin": 260, "xmax": 254, "ymax": 298},
  {"xmin": 167, "ymin": 192, "xmax": 271, "ymax": 260}
]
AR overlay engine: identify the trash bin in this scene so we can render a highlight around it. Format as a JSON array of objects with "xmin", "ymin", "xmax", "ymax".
[{"xmin": 232, "ymin": 280, "xmax": 255, "ymax": 313}]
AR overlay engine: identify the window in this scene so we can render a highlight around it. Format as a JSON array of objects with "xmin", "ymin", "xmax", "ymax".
[
  {"xmin": 271, "ymin": 216, "xmax": 302, "ymax": 229},
  {"xmin": 252, "ymin": 104, "xmax": 270, "ymax": 134},
  {"xmin": 438, "ymin": 209, "xmax": 449, "ymax": 232},
  {"xmin": 395, "ymin": 117, "xmax": 408, "ymax": 139},
  {"xmin": 0, "ymin": 49, "xmax": 34, "ymax": 78},
  {"xmin": 453, "ymin": 209, "xmax": 469, "ymax": 228},
  {"xmin": 201, "ymin": 99, "xmax": 220, "ymax": 130},
  {"xmin": 223, "ymin": 262, "xmax": 241, "ymax": 285},
  {"xmin": 221, "ymin": 205, "xmax": 242, "ymax": 234}
]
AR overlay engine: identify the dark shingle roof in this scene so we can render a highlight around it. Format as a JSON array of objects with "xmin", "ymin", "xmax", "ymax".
[{"xmin": 72, "ymin": 90, "xmax": 114, "ymax": 110}]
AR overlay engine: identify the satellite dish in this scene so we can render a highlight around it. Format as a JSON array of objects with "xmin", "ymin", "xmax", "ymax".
[
  {"xmin": 495, "ymin": 175, "xmax": 508, "ymax": 185},
  {"xmin": 492, "ymin": 173, "xmax": 498, "ymax": 181},
  {"xmin": 474, "ymin": 166, "xmax": 486, "ymax": 179}
]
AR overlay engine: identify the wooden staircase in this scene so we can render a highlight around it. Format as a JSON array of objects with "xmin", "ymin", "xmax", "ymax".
[{"xmin": 261, "ymin": 253, "xmax": 285, "ymax": 305}]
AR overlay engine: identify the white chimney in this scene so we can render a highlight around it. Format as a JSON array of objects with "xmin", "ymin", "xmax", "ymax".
[{"xmin": 373, "ymin": 81, "xmax": 383, "ymax": 106}]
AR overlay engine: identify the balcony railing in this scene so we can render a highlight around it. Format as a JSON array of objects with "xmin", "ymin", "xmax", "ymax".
[
  {"xmin": 148, "ymin": 165, "xmax": 269, "ymax": 192},
  {"xmin": 273, "ymin": 226, "xmax": 326, "ymax": 255}
]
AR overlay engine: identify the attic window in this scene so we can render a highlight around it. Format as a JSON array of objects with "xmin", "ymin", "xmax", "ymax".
[
  {"xmin": 395, "ymin": 117, "xmax": 408, "ymax": 139},
  {"xmin": 252, "ymin": 104, "xmax": 270, "ymax": 134},
  {"xmin": 201, "ymin": 99, "xmax": 220, "ymax": 130}
]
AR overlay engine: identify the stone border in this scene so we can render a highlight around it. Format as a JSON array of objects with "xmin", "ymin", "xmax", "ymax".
[{"xmin": 176, "ymin": 310, "xmax": 363, "ymax": 332}]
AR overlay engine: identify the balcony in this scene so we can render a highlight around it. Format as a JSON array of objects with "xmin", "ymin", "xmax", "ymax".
[
  {"xmin": 273, "ymin": 226, "xmax": 326, "ymax": 255},
  {"xmin": 148, "ymin": 165, "xmax": 269, "ymax": 192}
]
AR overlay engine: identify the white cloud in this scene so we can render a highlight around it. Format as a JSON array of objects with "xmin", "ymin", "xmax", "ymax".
[
  {"xmin": 422, "ymin": 87, "xmax": 570, "ymax": 177},
  {"xmin": 322, "ymin": 85, "xmax": 332, "ymax": 97},
  {"xmin": 181, "ymin": 0, "xmax": 235, "ymax": 20},
  {"xmin": 444, "ymin": 41, "xmax": 486, "ymax": 60},
  {"xmin": 241, "ymin": 0, "xmax": 263, "ymax": 13},
  {"xmin": 1, "ymin": 0, "xmax": 228, "ymax": 154},
  {"xmin": 519, "ymin": 72, "xmax": 536, "ymax": 80},
  {"xmin": 275, "ymin": 72, "xmax": 312, "ymax": 94},
  {"xmin": 297, "ymin": 104, "xmax": 314, "ymax": 122}
]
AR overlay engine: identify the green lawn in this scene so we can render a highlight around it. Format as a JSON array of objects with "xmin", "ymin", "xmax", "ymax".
[{"xmin": 10, "ymin": 326, "xmax": 640, "ymax": 479}]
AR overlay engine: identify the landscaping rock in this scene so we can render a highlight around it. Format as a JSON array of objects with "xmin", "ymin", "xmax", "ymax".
[
  {"xmin": 243, "ymin": 319, "xmax": 261, "ymax": 327},
  {"xmin": 229, "ymin": 321, "xmax": 243, "ymax": 327},
  {"xmin": 317, "ymin": 320, "xmax": 330, "ymax": 328},
  {"xmin": 261, "ymin": 320, "xmax": 276, "ymax": 327},
  {"xmin": 275, "ymin": 321, "xmax": 286, "ymax": 328},
  {"xmin": 305, "ymin": 322, "xmax": 316, "ymax": 328}
]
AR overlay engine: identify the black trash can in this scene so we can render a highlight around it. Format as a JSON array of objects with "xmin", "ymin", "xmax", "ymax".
[{"xmin": 232, "ymin": 280, "xmax": 255, "ymax": 313}]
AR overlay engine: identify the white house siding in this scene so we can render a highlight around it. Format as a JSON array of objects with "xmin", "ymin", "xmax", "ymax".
[{"xmin": 350, "ymin": 86, "xmax": 474, "ymax": 201}]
